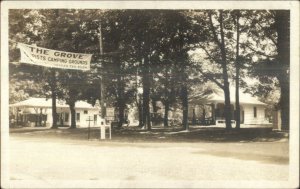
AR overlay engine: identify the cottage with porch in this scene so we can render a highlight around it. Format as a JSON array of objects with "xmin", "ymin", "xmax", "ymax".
[
  {"xmin": 9, "ymin": 98, "xmax": 104, "ymax": 128},
  {"xmin": 189, "ymin": 88, "xmax": 271, "ymax": 127}
]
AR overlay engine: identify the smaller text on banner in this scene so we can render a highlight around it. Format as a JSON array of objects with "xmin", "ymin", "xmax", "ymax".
[{"xmin": 17, "ymin": 43, "xmax": 92, "ymax": 71}]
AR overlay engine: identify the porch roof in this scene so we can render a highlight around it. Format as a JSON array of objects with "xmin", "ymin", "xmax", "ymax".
[
  {"xmin": 10, "ymin": 98, "xmax": 99, "ymax": 109},
  {"xmin": 208, "ymin": 91, "xmax": 266, "ymax": 105},
  {"xmin": 190, "ymin": 88, "xmax": 266, "ymax": 105}
]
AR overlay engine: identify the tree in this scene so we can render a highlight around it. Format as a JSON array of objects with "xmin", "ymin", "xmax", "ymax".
[
  {"xmin": 9, "ymin": 9, "xmax": 102, "ymax": 129},
  {"xmin": 9, "ymin": 10, "xmax": 46, "ymax": 104},
  {"xmin": 35, "ymin": 9, "xmax": 91, "ymax": 129},
  {"xmin": 58, "ymin": 71, "xmax": 89, "ymax": 128},
  {"xmin": 274, "ymin": 10, "xmax": 290, "ymax": 131},
  {"xmin": 9, "ymin": 9, "xmax": 60, "ymax": 128},
  {"xmin": 151, "ymin": 10, "xmax": 197, "ymax": 130},
  {"xmin": 233, "ymin": 10, "xmax": 241, "ymax": 129},
  {"xmin": 245, "ymin": 10, "xmax": 290, "ymax": 131},
  {"xmin": 191, "ymin": 10, "xmax": 235, "ymax": 129}
]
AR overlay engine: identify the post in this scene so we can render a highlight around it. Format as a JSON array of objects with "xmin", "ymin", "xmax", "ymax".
[
  {"xmin": 98, "ymin": 21, "xmax": 106, "ymax": 125},
  {"xmin": 100, "ymin": 125, "xmax": 106, "ymax": 140},
  {"xmin": 87, "ymin": 116, "xmax": 94, "ymax": 139},
  {"xmin": 39, "ymin": 108, "xmax": 43, "ymax": 126},
  {"xmin": 88, "ymin": 116, "xmax": 90, "ymax": 139},
  {"xmin": 99, "ymin": 23, "xmax": 103, "ymax": 55}
]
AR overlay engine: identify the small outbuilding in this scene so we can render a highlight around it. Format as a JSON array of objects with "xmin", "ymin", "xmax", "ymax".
[{"xmin": 9, "ymin": 98, "xmax": 104, "ymax": 128}]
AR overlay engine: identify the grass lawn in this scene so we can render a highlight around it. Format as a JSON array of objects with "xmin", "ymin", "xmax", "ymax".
[{"xmin": 9, "ymin": 125, "xmax": 288, "ymax": 143}]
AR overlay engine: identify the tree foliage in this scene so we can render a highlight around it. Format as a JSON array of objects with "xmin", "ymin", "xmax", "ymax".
[{"xmin": 9, "ymin": 9, "xmax": 290, "ymax": 131}]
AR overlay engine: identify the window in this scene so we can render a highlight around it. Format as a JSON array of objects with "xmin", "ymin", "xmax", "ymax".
[
  {"xmin": 254, "ymin": 107, "xmax": 257, "ymax": 118},
  {"xmin": 94, "ymin": 114, "xmax": 97, "ymax": 121},
  {"xmin": 65, "ymin": 113, "xmax": 69, "ymax": 122},
  {"xmin": 76, "ymin": 113, "xmax": 80, "ymax": 121},
  {"xmin": 84, "ymin": 110, "xmax": 88, "ymax": 114}
]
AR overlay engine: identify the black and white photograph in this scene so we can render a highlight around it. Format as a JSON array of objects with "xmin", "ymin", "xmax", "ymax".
[{"xmin": 1, "ymin": 1, "xmax": 299, "ymax": 188}]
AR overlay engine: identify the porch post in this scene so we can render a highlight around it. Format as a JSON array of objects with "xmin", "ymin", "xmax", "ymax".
[
  {"xmin": 43, "ymin": 108, "xmax": 47, "ymax": 126},
  {"xmin": 211, "ymin": 103, "xmax": 216, "ymax": 125},
  {"xmin": 16, "ymin": 107, "xmax": 19, "ymax": 124},
  {"xmin": 34, "ymin": 108, "xmax": 39, "ymax": 127},
  {"xmin": 69, "ymin": 109, "xmax": 72, "ymax": 127},
  {"xmin": 39, "ymin": 108, "xmax": 43, "ymax": 126}
]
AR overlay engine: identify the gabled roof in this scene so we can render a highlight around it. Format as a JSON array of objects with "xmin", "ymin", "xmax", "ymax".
[
  {"xmin": 209, "ymin": 89, "xmax": 266, "ymax": 105},
  {"xmin": 10, "ymin": 98, "xmax": 99, "ymax": 109},
  {"xmin": 190, "ymin": 87, "xmax": 266, "ymax": 105}
]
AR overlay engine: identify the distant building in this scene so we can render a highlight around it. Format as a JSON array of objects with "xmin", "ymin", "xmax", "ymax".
[
  {"xmin": 189, "ymin": 88, "xmax": 271, "ymax": 126},
  {"xmin": 9, "ymin": 98, "xmax": 104, "ymax": 128}
]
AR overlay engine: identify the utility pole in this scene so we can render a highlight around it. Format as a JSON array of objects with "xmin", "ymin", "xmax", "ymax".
[{"xmin": 98, "ymin": 22, "xmax": 106, "ymax": 124}]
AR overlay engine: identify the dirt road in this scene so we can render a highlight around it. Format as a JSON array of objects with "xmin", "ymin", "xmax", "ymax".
[{"xmin": 7, "ymin": 135, "xmax": 289, "ymax": 188}]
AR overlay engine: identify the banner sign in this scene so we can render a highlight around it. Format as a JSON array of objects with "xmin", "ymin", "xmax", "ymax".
[{"xmin": 17, "ymin": 43, "xmax": 92, "ymax": 71}]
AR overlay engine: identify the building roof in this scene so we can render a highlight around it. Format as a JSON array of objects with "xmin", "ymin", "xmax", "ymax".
[
  {"xmin": 10, "ymin": 98, "xmax": 99, "ymax": 109},
  {"xmin": 191, "ymin": 87, "xmax": 266, "ymax": 105}
]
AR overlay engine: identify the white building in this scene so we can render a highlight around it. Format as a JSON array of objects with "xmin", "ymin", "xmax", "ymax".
[
  {"xmin": 9, "ymin": 98, "xmax": 104, "ymax": 128},
  {"xmin": 189, "ymin": 88, "xmax": 271, "ymax": 126}
]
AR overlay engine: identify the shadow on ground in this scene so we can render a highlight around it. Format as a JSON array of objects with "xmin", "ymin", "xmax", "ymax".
[
  {"xmin": 9, "ymin": 126, "xmax": 288, "ymax": 143},
  {"xmin": 193, "ymin": 150, "xmax": 289, "ymax": 165}
]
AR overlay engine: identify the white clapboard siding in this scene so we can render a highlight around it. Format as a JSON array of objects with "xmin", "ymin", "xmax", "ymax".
[
  {"xmin": 76, "ymin": 109, "xmax": 103, "ymax": 128},
  {"xmin": 243, "ymin": 104, "xmax": 268, "ymax": 125}
]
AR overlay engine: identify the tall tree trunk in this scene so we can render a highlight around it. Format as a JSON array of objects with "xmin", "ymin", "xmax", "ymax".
[
  {"xmin": 275, "ymin": 10, "xmax": 290, "ymax": 131},
  {"xmin": 235, "ymin": 11, "xmax": 241, "ymax": 129},
  {"xmin": 69, "ymin": 101, "xmax": 76, "ymax": 129},
  {"xmin": 152, "ymin": 99, "xmax": 157, "ymax": 114},
  {"xmin": 278, "ymin": 78, "xmax": 289, "ymax": 131},
  {"xmin": 116, "ymin": 59, "xmax": 125, "ymax": 128},
  {"xmin": 138, "ymin": 99, "xmax": 143, "ymax": 127},
  {"xmin": 118, "ymin": 104, "xmax": 125, "ymax": 128},
  {"xmin": 50, "ymin": 11, "xmax": 59, "ymax": 129},
  {"xmin": 151, "ymin": 98, "xmax": 157, "ymax": 126},
  {"xmin": 202, "ymin": 107, "xmax": 206, "ymax": 124},
  {"xmin": 208, "ymin": 11, "xmax": 232, "ymax": 129},
  {"xmin": 219, "ymin": 10, "xmax": 232, "ymax": 129},
  {"xmin": 223, "ymin": 81, "xmax": 232, "ymax": 129},
  {"xmin": 181, "ymin": 85, "xmax": 189, "ymax": 130},
  {"xmin": 50, "ymin": 70, "xmax": 58, "ymax": 129},
  {"xmin": 142, "ymin": 56, "xmax": 151, "ymax": 130},
  {"xmin": 163, "ymin": 66, "xmax": 170, "ymax": 127},
  {"xmin": 177, "ymin": 26, "xmax": 189, "ymax": 130},
  {"xmin": 135, "ymin": 63, "xmax": 143, "ymax": 128},
  {"xmin": 164, "ymin": 100, "xmax": 170, "ymax": 127},
  {"xmin": 235, "ymin": 78, "xmax": 240, "ymax": 129}
]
